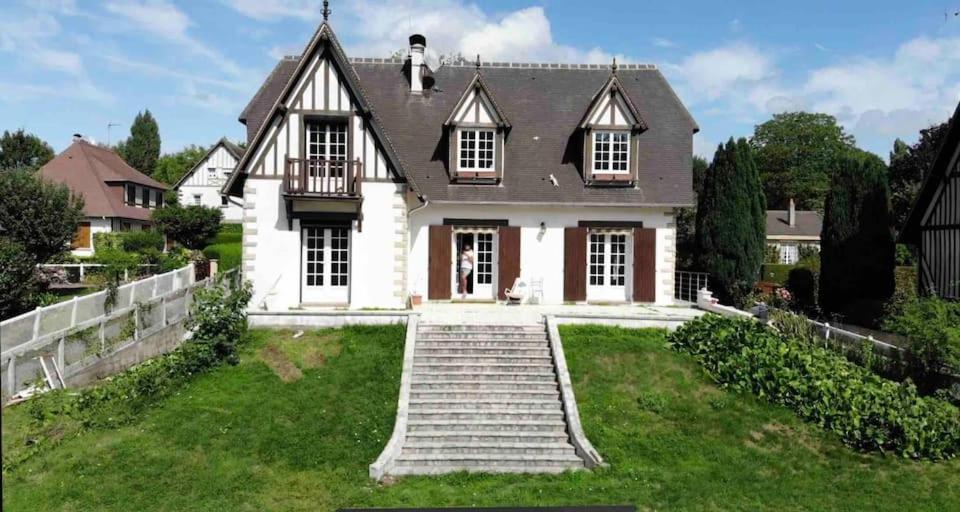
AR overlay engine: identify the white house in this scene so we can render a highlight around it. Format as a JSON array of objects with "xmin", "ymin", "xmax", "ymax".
[
  {"xmin": 174, "ymin": 138, "xmax": 244, "ymax": 222},
  {"xmin": 766, "ymin": 199, "xmax": 822, "ymax": 264},
  {"xmin": 223, "ymin": 19, "xmax": 698, "ymax": 311}
]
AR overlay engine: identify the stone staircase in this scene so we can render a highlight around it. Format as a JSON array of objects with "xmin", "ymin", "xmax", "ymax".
[{"xmin": 390, "ymin": 322, "xmax": 586, "ymax": 475}]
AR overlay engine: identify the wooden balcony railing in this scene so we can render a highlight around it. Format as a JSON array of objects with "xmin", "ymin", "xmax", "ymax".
[{"xmin": 282, "ymin": 158, "xmax": 362, "ymax": 198}]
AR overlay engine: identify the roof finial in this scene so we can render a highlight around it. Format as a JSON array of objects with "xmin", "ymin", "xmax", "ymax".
[
  {"xmin": 322, "ymin": 0, "xmax": 331, "ymax": 21},
  {"xmin": 475, "ymin": 54, "xmax": 481, "ymax": 70},
  {"xmin": 612, "ymin": 56, "xmax": 618, "ymax": 74}
]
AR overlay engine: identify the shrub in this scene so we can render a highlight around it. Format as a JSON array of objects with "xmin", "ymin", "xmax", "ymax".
[
  {"xmin": 0, "ymin": 238, "xmax": 41, "ymax": 319},
  {"xmin": 152, "ymin": 204, "xmax": 222, "ymax": 250},
  {"xmin": 0, "ymin": 170, "xmax": 84, "ymax": 263},
  {"xmin": 884, "ymin": 297, "xmax": 960, "ymax": 390},
  {"xmin": 668, "ymin": 314, "xmax": 960, "ymax": 460},
  {"xmin": 119, "ymin": 229, "xmax": 164, "ymax": 253},
  {"xmin": 786, "ymin": 267, "xmax": 817, "ymax": 313},
  {"xmin": 761, "ymin": 264, "xmax": 794, "ymax": 285}
]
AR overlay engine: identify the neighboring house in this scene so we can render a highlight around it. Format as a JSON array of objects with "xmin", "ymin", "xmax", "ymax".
[
  {"xmin": 766, "ymin": 199, "xmax": 822, "ymax": 264},
  {"xmin": 223, "ymin": 18, "xmax": 697, "ymax": 310},
  {"xmin": 900, "ymin": 100, "xmax": 960, "ymax": 300},
  {"xmin": 39, "ymin": 137, "xmax": 168, "ymax": 256},
  {"xmin": 173, "ymin": 138, "xmax": 245, "ymax": 222}
]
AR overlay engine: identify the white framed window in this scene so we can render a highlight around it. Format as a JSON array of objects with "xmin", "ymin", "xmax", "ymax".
[
  {"xmin": 593, "ymin": 131, "xmax": 630, "ymax": 173},
  {"xmin": 305, "ymin": 120, "xmax": 348, "ymax": 177},
  {"xmin": 193, "ymin": 194, "xmax": 202, "ymax": 206},
  {"xmin": 207, "ymin": 167, "xmax": 216, "ymax": 181},
  {"xmin": 458, "ymin": 128, "xmax": 495, "ymax": 172},
  {"xmin": 778, "ymin": 244, "xmax": 799, "ymax": 264}
]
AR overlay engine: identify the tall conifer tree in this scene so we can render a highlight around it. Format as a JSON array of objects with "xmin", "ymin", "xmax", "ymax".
[
  {"xmin": 694, "ymin": 138, "xmax": 766, "ymax": 306},
  {"xmin": 119, "ymin": 110, "xmax": 161, "ymax": 176}
]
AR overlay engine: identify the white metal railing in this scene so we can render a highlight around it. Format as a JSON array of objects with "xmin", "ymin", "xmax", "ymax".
[
  {"xmin": 37, "ymin": 263, "xmax": 159, "ymax": 286},
  {"xmin": 1, "ymin": 266, "xmax": 240, "ymax": 402},
  {"xmin": 675, "ymin": 271, "xmax": 709, "ymax": 303}
]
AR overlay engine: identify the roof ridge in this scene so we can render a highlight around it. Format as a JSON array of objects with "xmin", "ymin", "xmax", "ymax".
[{"xmin": 347, "ymin": 57, "xmax": 658, "ymax": 70}]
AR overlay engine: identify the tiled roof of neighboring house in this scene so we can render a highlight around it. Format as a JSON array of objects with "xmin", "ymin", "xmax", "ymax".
[
  {"xmin": 239, "ymin": 47, "xmax": 699, "ymax": 206},
  {"xmin": 766, "ymin": 210, "xmax": 822, "ymax": 239},
  {"xmin": 39, "ymin": 140, "xmax": 168, "ymax": 222},
  {"xmin": 900, "ymin": 99, "xmax": 959, "ymax": 243}
]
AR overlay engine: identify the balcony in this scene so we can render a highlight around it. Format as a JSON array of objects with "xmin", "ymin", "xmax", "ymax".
[
  {"xmin": 283, "ymin": 158, "xmax": 362, "ymax": 198},
  {"xmin": 281, "ymin": 158, "xmax": 364, "ymax": 229}
]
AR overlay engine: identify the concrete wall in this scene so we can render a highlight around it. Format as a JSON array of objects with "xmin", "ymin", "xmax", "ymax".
[
  {"xmin": 243, "ymin": 180, "xmax": 407, "ymax": 311},
  {"xmin": 408, "ymin": 203, "xmax": 677, "ymax": 305},
  {"xmin": 64, "ymin": 321, "xmax": 189, "ymax": 388}
]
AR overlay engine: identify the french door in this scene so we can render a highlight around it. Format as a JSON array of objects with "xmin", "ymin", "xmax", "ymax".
[
  {"xmin": 305, "ymin": 120, "xmax": 348, "ymax": 190},
  {"xmin": 301, "ymin": 226, "xmax": 350, "ymax": 303},
  {"xmin": 586, "ymin": 231, "xmax": 630, "ymax": 301},
  {"xmin": 451, "ymin": 229, "xmax": 497, "ymax": 299}
]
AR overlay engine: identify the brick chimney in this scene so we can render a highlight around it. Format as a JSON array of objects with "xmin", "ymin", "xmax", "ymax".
[
  {"xmin": 788, "ymin": 198, "xmax": 796, "ymax": 227},
  {"xmin": 409, "ymin": 34, "xmax": 426, "ymax": 94}
]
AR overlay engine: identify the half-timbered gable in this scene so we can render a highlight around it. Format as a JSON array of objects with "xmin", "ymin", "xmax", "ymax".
[
  {"xmin": 174, "ymin": 138, "xmax": 243, "ymax": 221},
  {"xmin": 443, "ymin": 70, "xmax": 510, "ymax": 181},
  {"xmin": 901, "ymin": 100, "xmax": 960, "ymax": 300}
]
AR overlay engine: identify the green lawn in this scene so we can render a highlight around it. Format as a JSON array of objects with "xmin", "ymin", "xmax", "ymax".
[
  {"xmin": 203, "ymin": 224, "xmax": 241, "ymax": 271},
  {"xmin": 2, "ymin": 325, "xmax": 958, "ymax": 510}
]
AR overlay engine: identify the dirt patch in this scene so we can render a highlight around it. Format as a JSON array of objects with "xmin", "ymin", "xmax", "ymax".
[
  {"xmin": 259, "ymin": 344, "xmax": 303, "ymax": 383},
  {"xmin": 280, "ymin": 332, "xmax": 343, "ymax": 370}
]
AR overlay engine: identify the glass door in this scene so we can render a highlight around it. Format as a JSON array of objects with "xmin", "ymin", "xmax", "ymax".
[
  {"xmin": 586, "ymin": 231, "xmax": 629, "ymax": 302},
  {"xmin": 301, "ymin": 226, "xmax": 350, "ymax": 303},
  {"xmin": 452, "ymin": 229, "xmax": 497, "ymax": 300}
]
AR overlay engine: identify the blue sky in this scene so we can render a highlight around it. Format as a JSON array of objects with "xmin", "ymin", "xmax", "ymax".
[{"xmin": 2, "ymin": 0, "xmax": 960, "ymax": 160}]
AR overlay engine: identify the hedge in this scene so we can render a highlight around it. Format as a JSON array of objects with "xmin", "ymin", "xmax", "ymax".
[
  {"xmin": 668, "ymin": 314, "xmax": 960, "ymax": 460},
  {"xmin": 760, "ymin": 264, "xmax": 796, "ymax": 285}
]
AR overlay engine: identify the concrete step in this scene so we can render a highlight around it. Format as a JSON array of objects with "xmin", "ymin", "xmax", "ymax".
[
  {"xmin": 409, "ymin": 389, "xmax": 561, "ymax": 401},
  {"xmin": 419, "ymin": 324, "xmax": 545, "ymax": 333},
  {"xmin": 408, "ymin": 409, "xmax": 564, "ymax": 422},
  {"xmin": 394, "ymin": 453, "xmax": 584, "ymax": 468},
  {"xmin": 409, "ymin": 398, "xmax": 562, "ymax": 410},
  {"xmin": 413, "ymin": 363, "xmax": 554, "ymax": 373},
  {"xmin": 410, "ymin": 380, "xmax": 559, "ymax": 392},
  {"xmin": 413, "ymin": 371, "xmax": 556, "ymax": 382},
  {"xmin": 407, "ymin": 419, "xmax": 568, "ymax": 433},
  {"xmin": 414, "ymin": 355, "xmax": 553, "ymax": 365},
  {"xmin": 402, "ymin": 442, "xmax": 576, "ymax": 456},
  {"xmin": 417, "ymin": 332, "xmax": 548, "ymax": 341},
  {"xmin": 415, "ymin": 345, "xmax": 551, "ymax": 356},
  {"xmin": 417, "ymin": 339, "xmax": 548, "ymax": 348},
  {"xmin": 389, "ymin": 464, "xmax": 580, "ymax": 475},
  {"xmin": 405, "ymin": 430, "xmax": 571, "ymax": 444}
]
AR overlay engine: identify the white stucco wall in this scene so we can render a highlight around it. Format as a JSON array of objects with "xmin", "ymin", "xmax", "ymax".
[
  {"xmin": 242, "ymin": 180, "xmax": 407, "ymax": 311},
  {"xmin": 71, "ymin": 217, "xmax": 113, "ymax": 257},
  {"xmin": 179, "ymin": 184, "xmax": 244, "ymax": 222},
  {"xmin": 177, "ymin": 145, "xmax": 243, "ymax": 222},
  {"xmin": 407, "ymin": 204, "xmax": 677, "ymax": 305}
]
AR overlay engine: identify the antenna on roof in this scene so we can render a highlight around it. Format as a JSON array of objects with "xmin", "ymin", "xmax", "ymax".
[
  {"xmin": 107, "ymin": 122, "xmax": 121, "ymax": 146},
  {"xmin": 322, "ymin": 0, "xmax": 331, "ymax": 21}
]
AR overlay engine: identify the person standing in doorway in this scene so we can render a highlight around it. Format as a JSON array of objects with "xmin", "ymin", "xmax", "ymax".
[{"xmin": 459, "ymin": 244, "xmax": 474, "ymax": 299}]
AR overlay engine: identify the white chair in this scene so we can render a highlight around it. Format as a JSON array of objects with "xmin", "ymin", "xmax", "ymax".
[
  {"xmin": 503, "ymin": 278, "xmax": 528, "ymax": 304},
  {"xmin": 529, "ymin": 278, "xmax": 544, "ymax": 305}
]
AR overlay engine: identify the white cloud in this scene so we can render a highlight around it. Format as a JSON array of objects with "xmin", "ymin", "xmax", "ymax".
[
  {"xmin": 652, "ymin": 37, "xmax": 676, "ymax": 48},
  {"xmin": 221, "ymin": 0, "xmax": 323, "ymax": 22},
  {"xmin": 0, "ymin": 13, "xmax": 86, "ymax": 75},
  {"xmin": 0, "ymin": 79, "xmax": 112, "ymax": 104},
  {"xmin": 670, "ymin": 43, "xmax": 776, "ymax": 105},
  {"xmin": 104, "ymin": 0, "xmax": 246, "ymax": 77}
]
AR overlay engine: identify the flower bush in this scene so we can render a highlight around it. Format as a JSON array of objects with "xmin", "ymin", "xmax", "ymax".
[{"xmin": 668, "ymin": 314, "xmax": 960, "ymax": 460}]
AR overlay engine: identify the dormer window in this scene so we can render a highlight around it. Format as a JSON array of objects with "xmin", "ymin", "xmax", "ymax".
[
  {"xmin": 458, "ymin": 129, "xmax": 495, "ymax": 172},
  {"xmin": 578, "ymin": 71, "xmax": 647, "ymax": 185},
  {"xmin": 444, "ymin": 70, "xmax": 510, "ymax": 182},
  {"xmin": 593, "ymin": 131, "xmax": 630, "ymax": 174}
]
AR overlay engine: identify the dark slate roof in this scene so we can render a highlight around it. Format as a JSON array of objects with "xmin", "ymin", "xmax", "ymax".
[
  {"xmin": 766, "ymin": 210, "xmax": 822, "ymax": 238},
  {"xmin": 240, "ymin": 54, "xmax": 698, "ymax": 205},
  {"xmin": 239, "ymin": 57, "xmax": 298, "ymax": 143},
  {"xmin": 900, "ymin": 99, "xmax": 959, "ymax": 243}
]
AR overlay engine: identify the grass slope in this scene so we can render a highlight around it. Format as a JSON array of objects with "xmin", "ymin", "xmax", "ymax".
[{"xmin": 3, "ymin": 326, "xmax": 958, "ymax": 510}]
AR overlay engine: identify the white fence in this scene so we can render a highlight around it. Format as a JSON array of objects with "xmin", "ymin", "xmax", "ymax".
[
  {"xmin": 675, "ymin": 271, "xmax": 709, "ymax": 304},
  {"xmin": 0, "ymin": 264, "xmax": 218, "ymax": 401}
]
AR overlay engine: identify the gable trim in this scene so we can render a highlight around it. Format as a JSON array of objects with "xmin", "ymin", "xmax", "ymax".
[
  {"xmin": 172, "ymin": 138, "xmax": 239, "ymax": 189},
  {"xmin": 578, "ymin": 74, "xmax": 647, "ymax": 132},
  {"xmin": 443, "ymin": 72, "xmax": 511, "ymax": 129}
]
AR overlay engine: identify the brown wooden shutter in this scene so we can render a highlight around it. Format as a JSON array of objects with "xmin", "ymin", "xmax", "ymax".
[
  {"xmin": 72, "ymin": 222, "xmax": 91, "ymax": 249},
  {"xmin": 497, "ymin": 226, "xmax": 521, "ymax": 300},
  {"xmin": 428, "ymin": 225, "xmax": 452, "ymax": 300},
  {"xmin": 563, "ymin": 227, "xmax": 587, "ymax": 302},
  {"xmin": 633, "ymin": 227, "xmax": 656, "ymax": 302}
]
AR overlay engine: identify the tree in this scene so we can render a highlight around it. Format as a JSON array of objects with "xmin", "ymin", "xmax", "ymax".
[
  {"xmin": 888, "ymin": 119, "xmax": 951, "ymax": 233},
  {"xmin": 695, "ymin": 138, "xmax": 766, "ymax": 306},
  {"xmin": 676, "ymin": 155, "xmax": 708, "ymax": 269},
  {"xmin": 0, "ymin": 170, "xmax": 84, "ymax": 264},
  {"xmin": 819, "ymin": 150, "xmax": 895, "ymax": 325},
  {"xmin": 0, "ymin": 129, "xmax": 55, "ymax": 172},
  {"xmin": 118, "ymin": 110, "xmax": 161, "ymax": 177},
  {"xmin": 153, "ymin": 144, "xmax": 208, "ymax": 185},
  {"xmin": 152, "ymin": 205, "xmax": 223, "ymax": 250},
  {"xmin": 0, "ymin": 239, "xmax": 41, "ymax": 319},
  {"xmin": 751, "ymin": 112, "xmax": 856, "ymax": 210}
]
